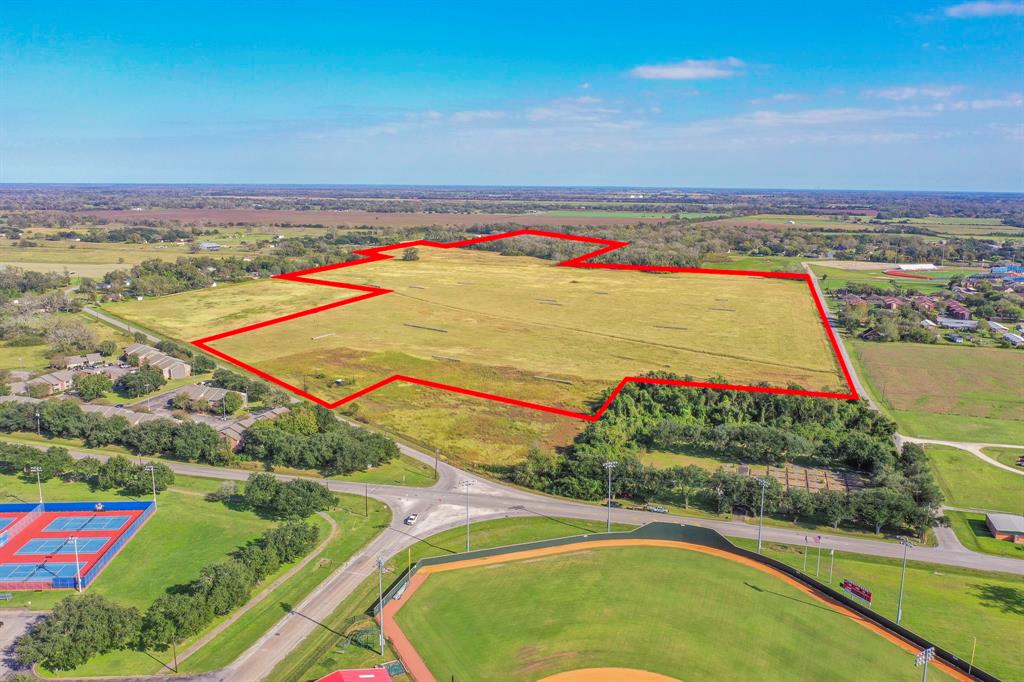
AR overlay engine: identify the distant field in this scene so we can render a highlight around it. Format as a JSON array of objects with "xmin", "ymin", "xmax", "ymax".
[
  {"xmin": 703, "ymin": 213, "xmax": 876, "ymax": 231},
  {"xmin": 0, "ymin": 239, "xmax": 253, "ymax": 277},
  {"xmin": 108, "ymin": 247, "xmax": 844, "ymax": 463},
  {"xmin": 394, "ymin": 545, "xmax": 959, "ymax": 682},
  {"xmin": 812, "ymin": 264, "xmax": 984, "ymax": 296},
  {"xmin": 851, "ymin": 341, "xmax": 1024, "ymax": 443},
  {"xmin": 925, "ymin": 445, "xmax": 1024, "ymax": 515},
  {"xmin": 75, "ymin": 208, "xmax": 673, "ymax": 228}
]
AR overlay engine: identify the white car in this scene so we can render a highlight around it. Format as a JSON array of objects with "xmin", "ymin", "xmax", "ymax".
[{"xmin": 404, "ymin": 514, "xmax": 419, "ymax": 526}]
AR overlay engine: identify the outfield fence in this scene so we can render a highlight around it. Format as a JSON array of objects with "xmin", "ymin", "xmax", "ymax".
[{"xmin": 373, "ymin": 522, "xmax": 997, "ymax": 682}]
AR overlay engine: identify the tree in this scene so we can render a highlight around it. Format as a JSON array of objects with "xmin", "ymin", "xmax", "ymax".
[
  {"xmin": 45, "ymin": 319, "xmax": 96, "ymax": 353},
  {"xmin": 40, "ymin": 399, "xmax": 86, "ymax": 438},
  {"xmin": 852, "ymin": 488, "xmax": 908, "ymax": 535},
  {"xmin": 221, "ymin": 391, "xmax": 243, "ymax": 414},
  {"xmin": 816, "ymin": 490, "xmax": 851, "ymax": 529},
  {"xmin": 783, "ymin": 488, "xmax": 817, "ymax": 522},
  {"xmin": 171, "ymin": 421, "xmax": 224, "ymax": 463},
  {"xmin": 668, "ymin": 465, "xmax": 708, "ymax": 508},
  {"xmin": 98, "ymin": 339, "xmax": 118, "ymax": 356},
  {"xmin": 243, "ymin": 472, "xmax": 280, "ymax": 510},
  {"xmin": 118, "ymin": 365, "xmax": 166, "ymax": 398},
  {"xmin": 73, "ymin": 372, "xmax": 112, "ymax": 401},
  {"xmin": 14, "ymin": 594, "xmax": 141, "ymax": 671},
  {"xmin": 192, "ymin": 353, "xmax": 216, "ymax": 372},
  {"xmin": 402, "ymin": 247, "xmax": 419, "ymax": 261}
]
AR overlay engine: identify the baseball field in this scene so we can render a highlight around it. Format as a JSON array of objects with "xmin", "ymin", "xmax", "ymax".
[{"xmin": 390, "ymin": 545, "xmax": 961, "ymax": 682}]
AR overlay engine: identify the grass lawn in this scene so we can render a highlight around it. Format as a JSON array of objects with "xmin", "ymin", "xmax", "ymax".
[
  {"xmin": 328, "ymin": 453, "xmax": 435, "ymax": 487},
  {"xmin": 732, "ymin": 537, "xmax": 1024, "ymax": 681},
  {"xmin": 946, "ymin": 510, "xmax": 1024, "ymax": 560},
  {"xmin": 395, "ymin": 545, "xmax": 959, "ymax": 682},
  {"xmin": 0, "ymin": 472, "xmax": 274, "ymax": 612},
  {"xmin": 925, "ymin": 445, "xmax": 1024, "ymax": 515},
  {"xmin": 270, "ymin": 516, "xmax": 635, "ymax": 682},
  {"xmin": 982, "ymin": 446, "xmax": 1024, "ymax": 468},
  {"xmin": 850, "ymin": 340, "xmax": 1024, "ymax": 444},
  {"xmin": 810, "ymin": 265, "xmax": 983, "ymax": 295}
]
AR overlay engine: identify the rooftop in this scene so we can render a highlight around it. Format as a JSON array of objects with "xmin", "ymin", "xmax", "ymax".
[{"xmin": 987, "ymin": 513, "xmax": 1024, "ymax": 535}]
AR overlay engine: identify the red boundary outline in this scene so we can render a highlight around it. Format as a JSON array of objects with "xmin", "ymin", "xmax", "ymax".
[{"xmin": 191, "ymin": 229, "xmax": 859, "ymax": 422}]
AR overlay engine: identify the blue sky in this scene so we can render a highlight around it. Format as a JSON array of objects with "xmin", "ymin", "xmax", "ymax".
[{"xmin": 1, "ymin": 1, "xmax": 1022, "ymax": 190}]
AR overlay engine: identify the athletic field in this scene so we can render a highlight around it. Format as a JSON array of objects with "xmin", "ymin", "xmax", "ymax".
[{"xmin": 391, "ymin": 545, "xmax": 958, "ymax": 681}]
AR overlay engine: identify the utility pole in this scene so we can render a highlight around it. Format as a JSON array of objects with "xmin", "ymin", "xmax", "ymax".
[
  {"xmin": 460, "ymin": 480, "xmax": 474, "ymax": 552},
  {"xmin": 915, "ymin": 647, "xmax": 935, "ymax": 682},
  {"xmin": 35, "ymin": 409, "xmax": 41, "ymax": 436},
  {"xmin": 897, "ymin": 536, "xmax": 913, "ymax": 624},
  {"xmin": 754, "ymin": 477, "xmax": 769, "ymax": 554},
  {"xmin": 603, "ymin": 461, "xmax": 617, "ymax": 532},
  {"xmin": 143, "ymin": 464, "xmax": 158, "ymax": 509},
  {"xmin": 802, "ymin": 536, "xmax": 809, "ymax": 573},
  {"xmin": 434, "ymin": 449, "xmax": 439, "ymax": 481},
  {"xmin": 72, "ymin": 536, "xmax": 82, "ymax": 592},
  {"xmin": 376, "ymin": 556, "xmax": 386, "ymax": 655},
  {"xmin": 815, "ymin": 536, "xmax": 822, "ymax": 576},
  {"xmin": 29, "ymin": 466, "xmax": 43, "ymax": 505}
]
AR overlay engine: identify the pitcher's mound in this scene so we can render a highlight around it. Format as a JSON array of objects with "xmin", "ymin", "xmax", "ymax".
[{"xmin": 540, "ymin": 669, "xmax": 680, "ymax": 682}]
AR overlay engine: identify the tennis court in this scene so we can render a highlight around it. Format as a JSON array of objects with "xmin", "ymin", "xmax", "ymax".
[
  {"xmin": 0, "ymin": 518, "xmax": 14, "ymax": 531},
  {"xmin": 0, "ymin": 562, "xmax": 85, "ymax": 581},
  {"xmin": 16, "ymin": 537, "xmax": 109, "ymax": 555},
  {"xmin": 43, "ymin": 515, "xmax": 131, "ymax": 532}
]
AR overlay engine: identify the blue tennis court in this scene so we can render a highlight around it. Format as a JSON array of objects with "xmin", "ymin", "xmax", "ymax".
[
  {"xmin": 0, "ymin": 562, "xmax": 84, "ymax": 582},
  {"xmin": 16, "ymin": 537, "xmax": 108, "ymax": 555},
  {"xmin": 43, "ymin": 515, "xmax": 130, "ymax": 532},
  {"xmin": 0, "ymin": 518, "xmax": 14, "ymax": 531}
]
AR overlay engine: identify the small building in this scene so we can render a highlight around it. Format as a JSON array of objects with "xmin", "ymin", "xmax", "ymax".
[
  {"xmin": 197, "ymin": 242, "xmax": 223, "ymax": 251},
  {"xmin": 54, "ymin": 355, "xmax": 87, "ymax": 370},
  {"xmin": 986, "ymin": 513, "xmax": 1024, "ymax": 544},
  {"xmin": 124, "ymin": 343, "xmax": 192, "ymax": 380},
  {"xmin": 84, "ymin": 352, "xmax": 104, "ymax": 366},
  {"xmin": 944, "ymin": 301, "xmax": 972, "ymax": 320},
  {"xmin": 920, "ymin": 319, "xmax": 937, "ymax": 328},
  {"xmin": 936, "ymin": 317, "xmax": 979, "ymax": 331},
  {"xmin": 882, "ymin": 296, "xmax": 903, "ymax": 311},
  {"xmin": 176, "ymin": 384, "xmax": 247, "ymax": 409},
  {"xmin": 911, "ymin": 295, "xmax": 936, "ymax": 311},
  {"xmin": 26, "ymin": 370, "xmax": 77, "ymax": 395},
  {"xmin": 947, "ymin": 334, "xmax": 964, "ymax": 344},
  {"xmin": 1003, "ymin": 333, "xmax": 1024, "ymax": 348},
  {"xmin": 988, "ymin": 320, "xmax": 1009, "ymax": 333},
  {"xmin": 316, "ymin": 670, "xmax": 393, "ymax": 682}
]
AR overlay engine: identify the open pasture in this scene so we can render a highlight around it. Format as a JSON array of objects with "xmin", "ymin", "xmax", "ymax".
[
  {"xmin": 199, "ymin": 246, "xmax": 847, "ymax": 410},
  {"xmin": 851, "ymin": 341, "xmax": 1024, "ymax": 443},
  {"xmin": 392, "ymin": 545, "xmax": 960, "ymax": 682}
]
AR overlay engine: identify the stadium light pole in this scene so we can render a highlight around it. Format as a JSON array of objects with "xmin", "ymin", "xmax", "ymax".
[
  {"xmin": 29, "ymin": 466, "xmax": 43, "ymax": 504},
  {"xmin": 71, "ymin": 536, "xmax": 82, "ymax": 593},
  {"xmin": 754, "ymin": 477, "xmax": 769, "ymax": 554},
  {"xmin": 35, "ymin": 408, "xmax": 41, "ymax": 436},
  {"xmin": 376, "ymin": 556, "xmax": 386, "ymax": 655},
  {"xmin": 915, "ymin": 646, "xmax": 935, "ymax": 682},
  {"xmin": 897, "ymin": 536, "xmax": 913, "ymax": 624},
  {"xmin": 460, "ymin": 480, "xmax": 474, "ymax": 552},
  {"xmin": 603, "ymin": 461, "xmax": 617, "ymax": 532},
  {"xmin": 143, "ymin": 465, "xmax": 158, "ymax": 509}
]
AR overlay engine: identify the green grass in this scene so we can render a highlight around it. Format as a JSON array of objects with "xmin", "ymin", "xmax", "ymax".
[
  {"xmin": 541, "ymin": 209, "xmax": 677, "ymax": 218},
  {"xmin": 811, "ymin": 264, "xmax": 984, "ymax": 295},
  {"xmin": 0, "ymin": 472, "xmax": 274, "ymax": 612},
  {"xmin": 925, "ymin": 445, "xmax": 1024, "ymax": 515},
  {"xmin": 982, "ymin": 447, "xmax": 1024, "ymax": 468},
  {"xmin": 946, "ymin": 511, "xmax": 1024, "ymax": 560},
  {"xmin": 731, "ymin": 537, "xmax": 1024, "ymax": 681},
  {"xmin": 269, "ymin": 516, "xmax": 635, "ymax": 682},
  {"xmin": 395, "ymin": 545, "xmax": 958, "ymax": 682},
  {"xmin": 328, "ymin": 453, "xmax": 436, "ymax": 487}
]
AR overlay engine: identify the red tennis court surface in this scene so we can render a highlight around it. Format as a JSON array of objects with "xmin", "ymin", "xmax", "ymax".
[{"xmin": 0, "ymin": 502, "xmax": 153, "ymax": 590}]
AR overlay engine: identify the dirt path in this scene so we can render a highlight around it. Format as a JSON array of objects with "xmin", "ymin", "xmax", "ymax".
[
  {"xmin": 380, "ymin": 539, "xmax": 974, "ymax": 682},
  {"xmin": 173, "ymin": 511, "xmax": 339, "ymax": 665}
]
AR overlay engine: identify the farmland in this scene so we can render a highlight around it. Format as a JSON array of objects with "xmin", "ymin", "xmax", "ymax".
[
  {"xmin": 850, "ymin": 340, "xmax": 1024, "ymax": 443},
  {"xmin": 393, "ymin": 545, "xmax": 960, "ymax": 682},
  {"xmin": 107, "ymin": 246, "xmax": 846, "ymax": 463}
]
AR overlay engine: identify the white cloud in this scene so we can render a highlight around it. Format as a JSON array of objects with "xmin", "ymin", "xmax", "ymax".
[
  {"xmin": 526, "ymin": 96, "xmax": 622, "ymax": 123},
  {"xmin": 579, "ymin": 82, "xmax": 591, "ymax": 90},
  {"xmin": 949, "ymin": 93, "xmax": 1023, "ymax": 110},
  {"xmin": 945, "ymin": 1, "xmax": 1024, "ymax": 17},
  {"xmin": 864, "ymin": 85, "xmax": 963, "ymax": 100},
  {"xmin": 736, "ymin": 107, "xmax": 930, "ymax": 128},
  {"xmin": 630, "ymin": 57, "xmax": 745, "ymax": 80},
  {"xmin": 749, "ymin": 93, "xmax": 805, "ymax": 105},
  {"xmin": 449, "ymin": 110, "xmax": 506, "ymax": 124}
]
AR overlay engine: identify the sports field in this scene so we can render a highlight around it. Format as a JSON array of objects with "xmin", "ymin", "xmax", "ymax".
[
  {"xmin": 851, "ymin": 341, "xmax": 1024, "ymax": 443},
  {"xmin": 392, "ymin": 545, "xmax": 959, "ymax": 681}
]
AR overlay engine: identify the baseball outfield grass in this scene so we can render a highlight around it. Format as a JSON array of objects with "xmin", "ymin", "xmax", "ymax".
[{"xmin": 393, "ymin": 545, "xmax": 960, "ymax": 681}]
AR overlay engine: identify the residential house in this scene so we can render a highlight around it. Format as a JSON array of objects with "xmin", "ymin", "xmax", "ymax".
[
  {"xmin": 174, "ymin": 383, "xmax": 248, "ymax": 409},
  {"xmin": 53, "ymin": 355, "xmax": 86, "ymax": 369},
  {"xmin": 26, "ymin": 370, "xmax": 77, "ymax": 395},
  {"xmin": 84, "ymin": 352, "xmax": 104, "ymax": 366},
  {"xmin": 988, "ymin": 320, "xmax": 1009, "ymax": 333},
  {"xmin": 79, "ymin": 403, "xmax": 168, "ymax": 426},
  {"xmin": 881, "ymin": 296, "xmax": 904, "ymax": 310},
  {"xmin": 936, "ymin": 317, "xmax": 978, "ymax": 331},
  {"xmin": 1003, "ymin": 333, "xmax": 1024, "ymax": 348},
  {"xmin": 986, "ymin": 513, "xmax": 1024, "ymax": 544},
  {"xmin": 944, "ymin": 301, "xmax": 971, "ymax": 320},
  {"xmin": 911, "ymin": 296, "xmax": 936, "ymax": 312}
]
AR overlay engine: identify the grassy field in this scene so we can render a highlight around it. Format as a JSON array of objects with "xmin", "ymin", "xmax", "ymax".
[
  {"xmin": 0, "ymin": 311, "xmax": 131, "ymax": 373},
  {"xmin": 270, "ymin": 516, "xmax": 635, "ymax": 682},
  {"xmin": 0, "ymin": 239, "xmax": 254, "ymax": 277},
  {"xmin": 394, "ymin": 545, "xmax": 959, "ymax": 682},
  {"xmin": 811, "ymin": 264, "xmax": 984, "ymax": 295},
  {"xmin": 851, "ymin": 341, "xmax": 1024, "ymax": 443},
  {"xmin": 946, "ymin": 510, "xmax": 1024, "ymax": 560},
  {"xmin": 733, "ymin": 538, "xmax": 1023, "ymax": 681},
  {"xmin": 108, "ymin": 248, "xmax": 844, "ymax": 465},
  {"xmin": 0, "ymin": 472, "xmax": 275, "ymax": 611},
  {"xmin": 925, "ymin": 445, "xmax": 1024, "ymax": 515},
  {"xmin": 982, "ymin": 446, "xmax": 1024, "ymax": 468}
]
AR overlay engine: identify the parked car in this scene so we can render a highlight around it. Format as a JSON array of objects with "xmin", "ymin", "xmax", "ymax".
[
  {"xmin": 404, "ymin": 514, "xmax": 419, "ymax": 526},
  {"xmin": 646, "ymin": 505, "xmax": 669, "ymax": 514},
  {"xmin": 608, "ymin": 500, "xmax": 623, "ymax": 508}
]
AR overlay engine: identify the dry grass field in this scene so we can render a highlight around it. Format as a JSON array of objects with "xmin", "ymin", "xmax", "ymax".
[{"xmin": 106, "ymin": 247, "xmax": 845, "ymax": 463}]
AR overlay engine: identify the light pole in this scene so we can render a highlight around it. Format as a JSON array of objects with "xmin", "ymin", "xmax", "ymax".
[
  {"xmin": 71, "ymin": 536, "xmax": 82, "ymax": 592},
  {"xmin": 460, "ymin": 480, "xmax": 474, "ymax": 552},
  {"xmin": 603, "ymin": 461, "xmax": 617, "ymax": 532},
  {"xmin": 897, "ymin": 536, "xmax": 913, "ymax": 624},
  {"xmin": 143, "ymin": 465, "xmax": 158, "ymax": 509},
  {"xmin": 915, "ymin": 647, "xmax": 935, "ymax": 682},
  {"xmin": 754, "ymin": 477, "xmax": 769, "ymax": 554},
  {"xmin": 828, "ymin": 548, "xmax": 835, "ymax": 584},
  {"xmin": 376, "ymin": 555, "xmax": 386, "ymax": 655},
  {"xmin": 29, "ymin": 466, "xmax": 43, "ymax": 504},
  {"xmin": 35, "ymin": 409, "xmax": 41, "ymax": 436}
]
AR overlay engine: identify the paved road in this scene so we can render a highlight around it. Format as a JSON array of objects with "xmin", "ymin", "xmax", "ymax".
[
  {"xmin": 82, "ymin": 307, "xmax": 161, "ymax": 343},
  {"xmin": 902, "ymin": 436, "xmax": 1024, "ymax": 475}
]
